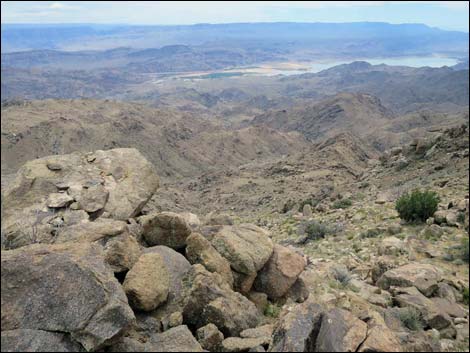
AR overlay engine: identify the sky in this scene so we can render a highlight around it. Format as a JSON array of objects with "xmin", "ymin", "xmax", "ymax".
[{"xmin": 1, "ymin": 1, "xmax": 469, "ymax": 32}]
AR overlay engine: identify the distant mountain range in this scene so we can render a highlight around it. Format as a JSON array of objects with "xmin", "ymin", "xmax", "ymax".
[{"xmin": 2, "ymin": 22, "xmax": 468, "ymax": 58}]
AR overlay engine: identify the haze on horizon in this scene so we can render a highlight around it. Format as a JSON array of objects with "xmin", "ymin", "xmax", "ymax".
[{"xmin": 1, "ymin": 1, "xmax": 469, "ymax": 32}]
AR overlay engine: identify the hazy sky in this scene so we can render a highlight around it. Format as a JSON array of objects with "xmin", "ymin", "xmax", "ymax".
[{"xmin": 1, "ymin": 1, "xmax": 469, "ymax": 32}]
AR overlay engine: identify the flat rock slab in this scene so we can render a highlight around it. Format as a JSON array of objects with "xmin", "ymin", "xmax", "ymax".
[{"xmin": 377, "ymin": 263, "xmax": 442, "ymax": 297}]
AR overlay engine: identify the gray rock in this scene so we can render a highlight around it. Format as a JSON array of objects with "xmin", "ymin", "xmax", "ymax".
[
  {"xmin": 181, "ymin": 265, "xmax": 261, "ymax": 337},
  {"xmin": 140, "ymin": 212, "xmax": 192, "ymax": 249},
  {"xmin": 315, "ymin": 308, "xmax": 367, "ymax": 352},
  {"xmin": 1, "ymin": 148, "xmax": 159, "ymax": 248},
  {"xmin": 1, "ymin": 329, "xmax": 85, "ymax": 352},
  {"xmin": 254, "ymin": 244, "xmax": 306, "ymax": 299},
  {"xmin": 268, "ymin": 300, "xmax": 323, "ymax": 352},
  {"xmin": 147, "ymin": 325, "xmax": 203, "ymax": 352},
  {"xmin": 1, "ymin": 243, "xmax": 135, "ymax": 351},
  {"xmin": 196, "ymin": 323, "xmax": 224, "ymax": 352}
]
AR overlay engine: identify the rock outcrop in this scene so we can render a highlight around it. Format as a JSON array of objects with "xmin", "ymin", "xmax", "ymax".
[{"xmin": 1, "ymin": 242, "xmax": 135, "ymax": 351}]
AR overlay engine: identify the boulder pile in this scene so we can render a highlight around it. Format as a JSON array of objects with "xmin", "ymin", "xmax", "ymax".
[{"xmin": 1, "ymin": 148, "xmax": 309, "ymax": 352}]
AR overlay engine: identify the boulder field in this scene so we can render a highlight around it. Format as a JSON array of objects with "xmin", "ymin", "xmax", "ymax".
[{"xmin": 1, "ymin": 148, "xmax": 467, "ymax": 352}]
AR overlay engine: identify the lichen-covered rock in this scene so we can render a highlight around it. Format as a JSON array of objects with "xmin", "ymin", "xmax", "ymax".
[
  {"xmin": 211, "ymin": 224, "xmax": 273, "ymax": 292},
  {"xmin": 143, "ymin": 246, "xmax": 192, "ymax": 318},
  {"xmin": 1, "ymin": 243, "xmax": 135, "ymax": 351},
  {"xmin": 123, "ymin": 252, "xmax": 170, "ymax": 311},
  {"xmin": 181, "ymin": 264, "xmax": 260, "ymax": 336},
  {"xmin": 104, "ymin": 232, "xmax": 141, "ymax": 273},
  {"xmin": 186, "ymin": 232, "xmax": 234, "ymax": 287},
  {"xmin": 139, "ymin": 212, "xmax": 192, "ymax": 249},
  {"xmin": 254, "ymin": 244, "xmax": 306, "ymax": 299},
  {"xmin": 1, "ymin": 148, "xmax": 159, "ymax": 249},
  {"xmin": 196, "ymin": 323, "xmax": 224, "ymax": 351}
]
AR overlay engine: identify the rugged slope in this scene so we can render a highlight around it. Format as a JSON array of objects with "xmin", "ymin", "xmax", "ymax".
[{"xmin": 0, "ymin": 99, "xmax": 308, "ymax": 178}]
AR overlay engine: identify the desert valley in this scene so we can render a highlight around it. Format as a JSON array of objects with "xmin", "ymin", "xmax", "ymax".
[{"xmin": 1, "ymin": 7, "xmax": 469, "ymax": 353}]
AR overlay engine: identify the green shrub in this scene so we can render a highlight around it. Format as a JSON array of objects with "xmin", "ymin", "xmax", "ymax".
[
  {"xmin": 264, "ymin": 303, "xmax": 282, "ymax": 318},
  {"xmin": 457, "ymin": 212, "xmax": 466, "ymax": 224},
  {"xmin": 332, "ymin": 198, "xmax": 352, "ymax": 209},
  {"xmin": 462, "ymin": 287, "xmax": 469, "ymax": 306},
  {"xmin": 298, "ymin": 198, "xmax": 319, "ymax": 212},
  {"xmin": 398, "ymin": 308, "xmax": 424, "ymax": 331},
  {"xmin": 395, "ymin": 190, "xmax": 440, "ymax": 223},
  {"xmin": 460, "ymin": 237, "xmax": 469, "ymax": 263},
  {"xmin": 304, "ymin": 220, "xmax": 329, "ymax": 241}
]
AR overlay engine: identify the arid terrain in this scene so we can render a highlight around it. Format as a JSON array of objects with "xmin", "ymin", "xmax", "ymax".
[{"xmin": 1, "ymin": 20, "xmax": 469, "ymax": 353}]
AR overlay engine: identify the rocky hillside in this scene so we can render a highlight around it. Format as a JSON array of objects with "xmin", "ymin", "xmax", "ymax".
[
  {"xmin": 2, "ymin": 136, "xmax": 468, "ymax": 351},
  {"xmin": 0, "ymin": 99, "xmax": 307, "ymax": 178}
]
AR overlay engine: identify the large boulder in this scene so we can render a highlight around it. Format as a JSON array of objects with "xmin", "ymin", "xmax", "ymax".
[
  {"xmin": 254, "ymin": 244, "xmax": 306, "ymax": 299},
  {"xmin": 377, "ymin": 263, "xmax": 442, "ymax": 297},
  {"xmin": 181, "ymin": 265, "xmax": 261, "ymax": 336},
  {"xmin": 1, "ymin": 148, "xmax": 159, "ymax": 249},
  {"xmin": 357, "ymin": 312, "xmax": 401, "ymax": 352},
  {"xmin": 1, "ymin": 243, "xmax": 135, "ymax": 351},
  {"xmin": 123, "ymin": 252, "xmax": 170, "ymax": 311},
  {"xmin": 139, "ymin": 212, "xmax": 192, "ymax": 249},
  {"xmin": 210, "ymin": 224, "xmax": 273, "ymax": 292},
  {"xmin": 186, "ymin": 232, "xmax": 234, "ymax": 287},
  {"xmin": 269, "ymin": 300, "xmax": 324, "ymax": 352},
  {"xmin": 315, "ymin": 309, "xmax": 367, "ymax": 352},
  {"xmin": 143, "ymin": 246, "xmax": 192, "ymax": 319}
]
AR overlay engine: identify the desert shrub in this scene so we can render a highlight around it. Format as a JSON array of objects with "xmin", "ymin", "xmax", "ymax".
[
  {"xmin": 332, "ymin": 198, "xmax": 352, "ymax": 209},
  {"xmin": 395, "ymin": 190, "xmax": 440, "ymax": 223},
  {"xmin": 303, "ymin": 220, "xmax": 329, "ymax": 241},
  {"xmin": 298, "ymin": 198, "xmax": 319, "ymax": 212},
  {"xmin": 462, "ymin": 287, "xmax": 469, "ymax": 306},
  {"xmin": 281, "ymin": 199, "xmax": 296, "ymax": 213},
  {"xmin": 332, "ymin": 266, "xmax": 351, "ymax": 286},
  {"xmin": 398, "ymin": 308, "xmax": 424, "ymax": 331},
  {"xmin": 264, "ymin": 302, "xmax": 282, "ymax": 318},
  {"xmin": 457, "ymin": 212, "xmax": 466, "ymax": 224},
  {"xmin": 460, "ymin": 237, "xmax": 469, "ymax": 263},
  {"xmin": 360, "ymin": 228, "xmax": 383, "ymax": 238}
]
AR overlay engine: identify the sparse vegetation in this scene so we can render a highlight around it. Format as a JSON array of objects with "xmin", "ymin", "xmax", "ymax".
[
  {"xmin": 360, "ymin": 228, "xmax": 383, "ymax": 238},
  {"xmin": 332, "ymin": 198, "xmax": 352, "ymax": 209},
  {"xmin": 298, "ymin": 198, "xmax": 319, "ymax": 212},
  {"xmin": 264, "ymin": 302, "xmax": 282, "ymax": 318},
  {"xmin": 457, "ymin": 212, "xmax": 466, "ymax": 224},
  {"xmin": 395, "ymin": 189, "xmax": 440, "ymax": 223},
  {"xmin": 462, "ymin": 287, "xmax": 469, "ymax": 306},
  {"xmin": 302, "ymin": 220, "xmax": 330, "ymax": 241},
  {"xmin": 398, "ymin": 307, "xmax": 424, "ymax": 331},
  {"xmin": 332, "ymin": 267, "xmax": 352, "ymax": 287},
  {"xmin": 281, "ymin": 199, "xmax": 296, "ymax": 213},
  {"xmin": 460, "ymin": 237, "xmax": 469, "ymax": 263}
]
